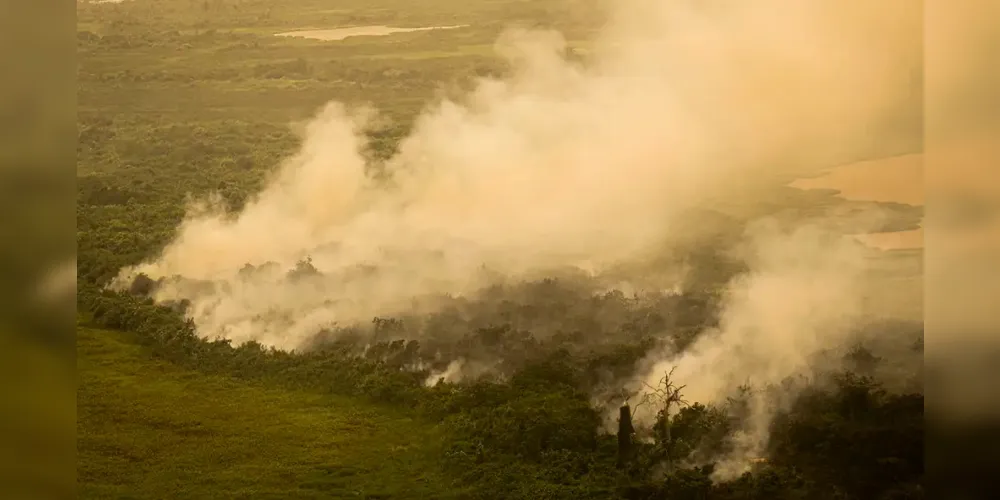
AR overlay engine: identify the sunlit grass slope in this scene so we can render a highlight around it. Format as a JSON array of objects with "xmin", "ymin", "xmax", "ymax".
[{"xmin": 77, "ymin": 324, "xmax": 466, "ymax": 499}]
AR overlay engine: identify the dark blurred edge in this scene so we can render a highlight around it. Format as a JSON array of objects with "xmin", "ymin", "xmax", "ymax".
[
  {"xmin": 926, "ymin": 0, "xmax": 1000, "ymax": 498},
  {"xmin": 0, "ymin": 0, "xmax": 77, "ymax": 498},
  {"xmin": 0, "ymin": 0, "xmax": 997, "ymax": 498}
]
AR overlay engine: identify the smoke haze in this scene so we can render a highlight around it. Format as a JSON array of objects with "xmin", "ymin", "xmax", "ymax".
[
  {"xmin": 626, "ymin": 222, "xmax": 874, "ymax": 479},
  {"xmin": 114, "ymin": 0, "xmax": 922, "ymax": 474}
]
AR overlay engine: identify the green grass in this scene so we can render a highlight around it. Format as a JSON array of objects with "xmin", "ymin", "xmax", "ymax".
[{"xmin": 77, "ymin": 324, "xmax": 467, "ymax": 499}]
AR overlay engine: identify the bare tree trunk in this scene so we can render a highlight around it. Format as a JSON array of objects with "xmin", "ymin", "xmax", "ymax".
[
  {"xmin": 617, "ymin": 404, "xmax": 635, "ymax": 468},
  {"xmin": 659, "ymin": 409, "xmax": 672, "ymax": 465}
]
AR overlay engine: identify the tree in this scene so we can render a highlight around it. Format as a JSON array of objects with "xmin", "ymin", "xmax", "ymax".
[
  {"xmin": 285, "ymin": 257, "xmax": 320, "ymax": 282},
  {"xmin": 618, "ymin": 403, "xmax": 635, "ymax": 468},
  {"xmin": 639, "ymin": 367, "xmax": 690, "ymax": 465}
]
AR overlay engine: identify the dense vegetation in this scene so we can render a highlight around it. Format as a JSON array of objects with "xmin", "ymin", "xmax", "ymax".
[
  {"xmin": 80, "ymin": 283, "xmax": 925, "ymax": 499},
  {"xmin": 77, "ymin": 1, "xmax": 924, "ymax": 498}
]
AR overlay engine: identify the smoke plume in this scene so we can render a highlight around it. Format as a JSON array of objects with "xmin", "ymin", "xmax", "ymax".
[
  {"xmin": 627, "ymin": 222, "xmax": 873, "ymax": 480},
  {"xmin": 114, "ymin": 0, "xmax": 921, "ymax": 466}
]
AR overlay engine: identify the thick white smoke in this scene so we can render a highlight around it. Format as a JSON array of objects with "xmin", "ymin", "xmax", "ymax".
[
  {"xmin": 112, "ymin": 4, "xmax": 921, "ymax": 473},
  {"xmin": 627, "ymin": 222, "xmax": 873, "ymax": 480},
  {"xmin": 116, "ymin": 0, "xmax": 919, "ymax": 353}
]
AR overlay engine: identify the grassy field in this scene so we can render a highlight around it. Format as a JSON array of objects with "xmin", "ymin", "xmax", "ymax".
[{"xmin": 77, "ymin": 322, "xmax": 466, "ymax": 499}]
